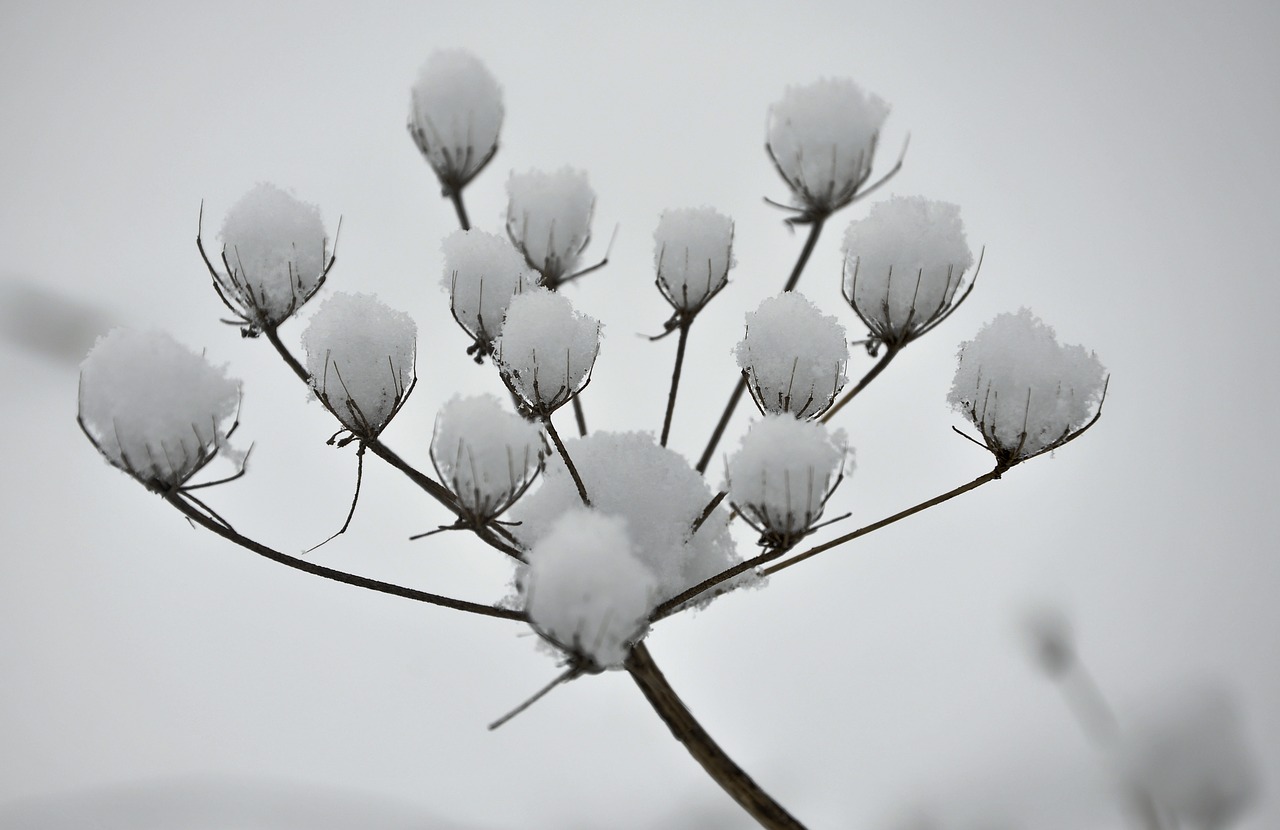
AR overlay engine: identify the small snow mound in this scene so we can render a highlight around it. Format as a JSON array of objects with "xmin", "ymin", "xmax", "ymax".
[
  {"xmin": 441, "ymin": 229, "xmax": 534, "ymax": 356},
  {"xmin": 653, "ymin": 207, "xmax": 735, "ymax": 313},
  {"xmin": 505, "ymin": 167, "xmax": 595, "ymax": 286},
  {"xmin": 409, "ymin": 50, "xmax": 503, "ymax": 188},
  {"xmin": 735, "ymin": 292, "xmax": 849, "ymax": 419},
  {"xmin": 432, "ymin": 394, "xmax": 543, "ymax": 521},
  {"xmin": 496, "ymin": 287, "xmax": 600, "ymax": 416}
]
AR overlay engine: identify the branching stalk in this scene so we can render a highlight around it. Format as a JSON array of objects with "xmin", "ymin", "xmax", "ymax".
[
  {"xmin": 820, "ymin": 344, "xmax": 899, "ymax": 423},
  {"xmin": 544, "ymin": 415, "xmax": 590, "ymax": 507},
  {"xmin": 660, "ymin": 321, "xmax": 691, "ymax": 447}
]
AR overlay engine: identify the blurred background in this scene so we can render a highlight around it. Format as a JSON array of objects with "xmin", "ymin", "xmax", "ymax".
[{"xmin": 2, "ymin": 0, "xmax": 1277, "ymax": 827}]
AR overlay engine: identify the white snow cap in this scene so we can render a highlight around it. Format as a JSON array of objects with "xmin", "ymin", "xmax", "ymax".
[
  {"xmin": 408, "ymin": 50, "xmax": 503, "ymax": 188},
  {"xmin": 216, "ymin": 183, "xmax": 328, "ymax": 330},
  {"xmin": 653, "ymin": 207, "xmax": 735, "ymax": 313},
  {"xmin": 843, "ymin": 196, "xmax": 974, "ymax": 345},
  {"xmin": 496, "ymin": 287, "xmax": 600, "ymax": 416},
  {"xmin": 727, "ymin": 415, "xmax": 847, "ymax": 547},
  {"xmin": 1120, "ymin": 686, "xmax": 1259, "ymax": 830},
  {"xmin": 524, "ymin": 509, "xmax": 657, "ymax": 669},
  {"xmin": 513, "ymin": 432, "xmax": 743, "ymax": 608},
  {"xmin": 302, "ymin": 292, "xmax": 417, "ymax": 438},
  {"xmin": 735, "ymin": 291, "xmax": 849, "ymax": 419},
  {"xmin": 505, "ymin": 167, "xmax": 595, "ymax": 285},
  {"xmin": 948, "ymin": 309, "xmax": 1106, "ymax": 461},
  {"xmin": 441, "ymin": 229, "xmax": 534, "ymax": 356},
  {"xmin": 432, "ymin": 394, "xmax": 543, "ymax": 522},
  {"xmin": 79, "ymin": 328, "xmax": 240, "ymax": 490},
  {"xmin": 767, "ymin": 78, "xmax": 890, "ymax": 215}
]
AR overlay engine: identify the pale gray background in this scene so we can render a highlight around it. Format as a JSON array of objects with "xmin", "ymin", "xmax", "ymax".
[{"xmin": 2, "ymin": 0, "xmax": 1277, "ymax": 827}]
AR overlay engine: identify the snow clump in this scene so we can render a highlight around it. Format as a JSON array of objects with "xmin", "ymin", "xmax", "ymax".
[
  {"xmin": 79, "ymin": 328, "xmax": 240, "ymax": 490},
  {"xmin": 735, "ymin": 291, "xmax": 849, "ymax": 420},
  {"xmin": 843, "ymin": 196, "xmax": 974, "ymax": 347},
  {"xmin": 766, "ymin": 78, "xmax": 890, "ymax": 217},
  {"xmin": 302, "ymin": 292, "xmax": 417, "ymax": 439},
  {"xmin": 216, "ymin": 183, "xmax": 328, "ymax": 332},
  {"xmin": 431, "ymin": 394, "xmax": 543, "ymax": 523},
  {"xmin": 408, "ymin": 50, "xmax": 503, "ymax": 191},
  {"xmin": 513, "ymin": 432, "xmax": 743, "ymax": 608},
  {"xmin": 727, "ymin": 415, "xmax": 847, "ymax": 548},
  {"xmin": 524, "ymin": 509, "xmax": 658, "ymax": 670},
  {"xmin": 441, "ymin": 229, "xmax": 534, "ymax": 360},
  {"xmin": 653, "ymin": 207, "xmax": 735, "ymax": 314},
  {"xmin": 496, "ymin": 287, "xmax": 600, "ymax": 417},
  {"xmin": 505, "ymin": 167, "xmax": 595, "ymax": 287},
  {"xmin": 948, "ymin": 309, "xmax": 1106, "ymax": 462}
]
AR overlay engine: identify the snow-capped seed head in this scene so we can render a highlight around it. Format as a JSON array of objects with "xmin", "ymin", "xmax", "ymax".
[
  {"xmin": 843, "ymin": 196, "xmax": 975, "ymax": 348},
  {"xmin": 735, "ymin": 292, "xmax": 849, "ymax": 420},
  {"xmin": 523, "ymin": 509, "xmax": 658, "ymax": 670},
  {"xmin": 441, "ymin": 229, "xmax": 535, "ymax": 361},
  {"xmin": 495, "ymin": 287, "xmax": 600, "ymax": 417},
  {"xmin": 215, "ymin": 183, "xmax": 329, "ymax": 333},
  {"xmin": 948, "ymin": 309, "xmax": 1107, "ymax": 464},
  {"xmin": 653, "ymin": 207, "xmax": 735, "ymax": 316},
  {"xmin": 431, "ymin": 394, "xmax": 544, "ymax": 523},
  {"xmin": 78, "ymin": 328, "xmax": 241, "ymax": 491},
  {"xmin": 766, "ymin": 78, "xmax": 890, "ymax": 218},
  {"xmin": 302, "ymin": 292, "xmax": 417, "ymax": 440},
  {"xmin": 408, "ymin": 50, "xmax": 503, "ymax": 192},
  {"xmin": 505, "ymin": 167, "xmax": 595, "ymax": 287},
  {"xmin": 726, "ymin": 415, "xmax": 848, "ymax": 548}
]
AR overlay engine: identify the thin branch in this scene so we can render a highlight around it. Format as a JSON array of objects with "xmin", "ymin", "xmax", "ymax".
[
  {"xmin": 571, "ymin": 396, "xmax": 588, "ymax": 437},
  {"xmin": 448, "ymin": 188, "xmax": 471, "ymax": 231},
  {"xmin": 819, "ymin": 344, "xmax": 899, "ymax": 423},
  {"xmin": 660, "ymin": 321, "xmax": 692, "ymax": 447},
  {"xmin": 781, "ymin": 215, "xmax": 826, "ymax": 293},
  {"xmin": 488, "ymin": 664, "xmax": 584, "ymax": 730},
  {"xmin": 543, "ymin": 416, "xmax": 590, "ymax": 507},
  {"xmin": 263, "ymin": 325, "xmax": 310, "ymax": 385}
]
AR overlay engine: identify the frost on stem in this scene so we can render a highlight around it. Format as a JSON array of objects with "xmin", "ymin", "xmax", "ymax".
[
  {"xmin": 735, "ymin": 291, "xmax": 849, "ymax": 420},
  {"xmin": 408, "ymin": 50, "xmax": 503, "ymax": 194},
  {"xmin": 210, "ymin": 183, "xmax": 330, "ymax": 335},
  {"xmin": 441, "ymin": 229, "xmax": 534, "ymax": 362},
  {"xmin": 301, "ymin": 292, "xmax": 417, "ymax": 442},
  {"xmin": 78, "ymin": 328, "xmax": 241, "ymax": 491},
  {"xmin": 523, "ymin": 509, "xmax": 658, "ymax": 670},
  {"xmin": 653, "ymin": 207, "xmax": 735, "ymax": 320},
  {"xmin": 431, "ymin": 394, "xmax": 544, "ymax": 524},
  {"xmin": 726, "ymin": 415, "xmax": 848, "ymax": 548},
  {"xmin": 513, "ymin": 432, "xmax": 745, "ymax": 609},
  {"xmin": 843, "ymin": 196, "xmax": 975, "ymax": 350},
  {"xmin": 495, "ymin": 287, "xmax": 600, "ymax": 418},
  {"xmin": 766, "ymin": 78, "xmax": 890, "ymax": 221},
  {"xmin": 505, "ymin": 167, "xmax": 595, "ymax": 288},
  {"xmin": 948, "ymin": 309, "xmax": 1106, "ymax": 465}
]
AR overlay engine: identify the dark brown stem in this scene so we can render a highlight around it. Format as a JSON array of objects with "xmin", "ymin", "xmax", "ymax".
[
  {"xmin": 820, "ymin": 344, "xmax": 899, "ymax": 423},
  {"xmin": 571, "ymin": 396, "xmax": 588, "ymax": 437},
  {"xmin": 165, "ymin": 493, "xmax": 524, "ymax": 621},
  {"xmin": 660, "ymin": 321, "xmax": 691, "ymax": 447},
  {"xmin": 781, "ymin": 215, "xmax": 825, "ymax": 293},
  {"xmin": 651, "ymin": 542, "xmax": 793, "ymax": 622},
  {"xmin": 544, "ymin": 415, "xmax": 591, "ymax": 507},
  {"xmin": 264, "ymin": 325, "xmax": 310, "ymax": 385},
  {"xmin": 448, "ymin": 188, "xmax": 471, "ymax": 231},
  {"xmin": 625, "ymin": 643, "xmax": 806, "ymax": 829}
]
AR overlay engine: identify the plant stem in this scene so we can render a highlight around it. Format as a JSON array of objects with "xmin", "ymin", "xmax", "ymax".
[
  {"xmin": 448, "ymin": 188, "xmax": 471, "ymax": 231},
  {"xmin": 660, "ymin": 321, "xmax": 691, "ymax": 448},
  {"xmin": 820, "ymin": 344, "xmax": 899, "ymax": 423},
  {"xmin": 264, "ymin": 325, "xmax": 309, "ymax": 385},
  {"xmin": 625, "ymin": 643, "xmax": 806, "ymax": 830},
  {"xmin": 781, "ymin": 215, "xmax": 826, "ymax": 293},
  {"xmin": 571, "ymin": 396, "xmax": 588, "ymax": 437},
  {"xmin": 651, "ymin": 543, "xmax": 792, "ymax": 622},
  {"xmin": 544, "ymin": 414, "xmax": 590, "ymax": 507}
]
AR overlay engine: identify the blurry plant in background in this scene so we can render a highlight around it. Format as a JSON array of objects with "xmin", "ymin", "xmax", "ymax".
[{"xmin": 72, "ymin": 48, "xmax": 1247, "ymax": 830}]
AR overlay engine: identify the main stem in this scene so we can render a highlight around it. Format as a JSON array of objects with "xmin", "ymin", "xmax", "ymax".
[
  {"xmin": 820, "ymin": 344, "xmax": 899, "ymax": 423},
  {"xmin": 660, "ymin": 321, "xmax": 691, "ymax": 448},
  {"xmin": 448, "ymin": 188, "xmax": 471, "ymax": 231},
  {"xmin": 626, "ymin": 643, "xmax": 806, "ymax": 830},
  {"xmin": 544, "ymin": 414, "xmax": 591, "ymax": 506}
]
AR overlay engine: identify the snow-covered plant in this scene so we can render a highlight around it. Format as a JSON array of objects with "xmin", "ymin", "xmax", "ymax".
[
  {"xmin": 431, "ymin": 394, "xmax": 543, "ymax": 525},
  {"xmin": 408, "ymin": 50, "xmax": 503, "ymax": 199},
  {"xmin": 736, "ymin": 292, "xmax": 849, "ymax": 420},
  {"xmin": 505, "ymin": 167, "xmax": 596, "ymax": 288},
  {"xmin": 495, "ymin": 286, "xmax": 600, "ymax": 419},
  {"xmin": 302, "ymin": 292, "xmax": 417, "ymax": 442},
  {"xmin": 78, "ymin": 328, "xmax": 241, "ymax": 492},
  {"xmin": 949, "ymin": 308, "xmax": 1107, "ymax": 465},
  {"xmin": 199, "ymin": 183, "xmax": 332, "ymax": 336},
  {"xmin": 654, "ymin": 207, "xmax": 735, "ymax": 319},
  {"xmin": 843, "ymin": 196, "xmax": 975, "ymax": 350},
  {"xmin": 441, "ymin": 228, "xmax": 534, "ymax": 362},
  {"xmin": 766, "ymin": 78, "xmax": 891, "ymax": 222}
]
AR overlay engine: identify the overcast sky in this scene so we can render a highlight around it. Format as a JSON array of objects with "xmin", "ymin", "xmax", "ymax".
[{"xmin": 2, "ymin": 1, "xmax": 1278, "ymax": 828}]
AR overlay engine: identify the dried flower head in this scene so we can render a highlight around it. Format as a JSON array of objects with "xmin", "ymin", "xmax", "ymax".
[
  {"xmin": 653, "ymin": 207, "xmax": 735, "ymax": 318},
  {"xmin": 431, "ymin": 394, "xmax": 544, "ymax": 524},
  {"xmin": 505, "ymin": 167, "xmax": 596, "ymax": 288},
  {"xmin": 495, "ymin": 287, "xmax": 600, "ymax": 418},
  {"xmin": 441, "ymin": 229, "xmax": 534, "ymax": 362},
  {"xmin": 735, "ymin": 292, "xmax": 849, "ymax": 420},
  {"xmin": 408, "ymin": 50, "xmax": 503, "ymax": 194}
]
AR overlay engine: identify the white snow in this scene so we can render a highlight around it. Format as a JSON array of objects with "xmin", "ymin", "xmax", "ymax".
[
  {"xmin": 512, "ymin": 431, "xmax": 743, "ymax": 607},
  {"xmin": 440, "ymin": 229, "xmax": 534, "ymax": 353},
  {"xmin": 735, "ymin": 291, "xmax": 849, "ymax": 419},
  {"xmin": 301, "ymin": 292, "xmax": 417, "ymax": 438},
  {"xmin": 431, "ymin": 394, "xmax": 544, "ymax": 522},
  {"xmin": 408, "ymin": 50, "xmax": 503, "ymax": 187},
  {"xmin": 78, "ymin": 328, "xmax": 240, "ymax": 490},
  {"xmin": 505, "ymin": 167, "xmax": 595, "ymax": 284},
  {"xmin": 948, "ymin": 309, "xmax": 1106, "ymax": 460},
  {"xmin": 726, "ymin": 415, "xmax": 848, "ymax": 547},
  {"xmin": 766, "ymin": 78, "xmax": 890, "ymax": 214},
  {"xmin": 523, "ymin": 509, "xmax": 657, "ymax": 670},
  {"xmin": 217, "ymin": 183, "xmax": 328, "ymax": 329},
  {"xmin": 843, "ymin": 196, "xmax": 974, "ymax": 345},
  {"xmin": 653, "ymin": 207, "xmax": 735, "ymax": 313},
  {"xmin": 495, "ymin": 287, "xmax": 600, "ymax": 416}
]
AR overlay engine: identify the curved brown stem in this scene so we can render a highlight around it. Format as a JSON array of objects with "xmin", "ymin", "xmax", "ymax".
[
  {"xmin": 448, "ymin": 188, "xmax": 471, "ymax": 231},
  {"xmin": 544, "ymin": 415, "xmax": 590, "ymax": 507},
  {"xmin": 660, "ymin": 321, "xmax": 691, "ymax": 447},
  {"xmin": 820, "ymin": 344, "xmax": 898, "ymax": 423}
]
